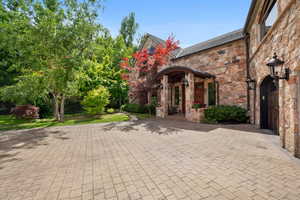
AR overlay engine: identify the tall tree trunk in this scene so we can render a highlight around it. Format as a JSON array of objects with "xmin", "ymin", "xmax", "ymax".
[
  {"xmin": 53, "ymin": 94, "xmax": 61, "ymax": 121},
  {"xmin": 59, "ymin": 94, "xmax": 65, "ymax": 122}
]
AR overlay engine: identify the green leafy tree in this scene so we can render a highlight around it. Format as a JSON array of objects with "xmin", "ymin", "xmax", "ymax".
[
  {"xmin": 0, "ymin": 0, "xmax": 104, "ymax": 121},
  {"xmin": 79, "ymin": 34, "xmax": 133, "ymax": 108},
  {"xmin": 81, "ymin": 86, "xmax": 110, "ymax": 115},
  {"xmin": 119, "ymin": 12, "xmax": 139, "ymax": 47},
  {"xmin": 0, "ymin": 0, "xmax": 32, "ymax": 87}
]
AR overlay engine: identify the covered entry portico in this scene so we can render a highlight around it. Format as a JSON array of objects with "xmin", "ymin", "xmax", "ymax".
[{"xmin": 155, "ymin": 66, "xmax": 216, "ymax": 122}]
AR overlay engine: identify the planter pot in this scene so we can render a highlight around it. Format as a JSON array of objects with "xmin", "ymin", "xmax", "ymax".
[{"xmin": 186, "ymin": 108, "xmax": 206, "ymax": 122}]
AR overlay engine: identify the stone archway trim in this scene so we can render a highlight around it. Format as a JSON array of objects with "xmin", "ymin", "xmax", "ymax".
[{"xmin": 154, "ymin": 66, "xmax": 215, "ymax": 80}]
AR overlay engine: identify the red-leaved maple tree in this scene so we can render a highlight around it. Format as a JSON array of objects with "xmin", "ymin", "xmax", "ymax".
[{"xmin": 120, "ymin": 36, "xmax": 179, "ymax": 103}]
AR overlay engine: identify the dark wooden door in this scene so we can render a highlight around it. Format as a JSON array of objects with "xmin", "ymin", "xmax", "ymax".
[
  {"xmin": 194, "ymin": 82, "xmax": 205, "ymax": 105},
  {"xmin": 268, "ymin": 89, "xmax": 279, "ymax": 134},
  {"xmin": 182, "ymin": 85, "xmax": 186, "ymax": 113},
  {"xmin": 260, "ymin": 76, "xmax": 279, "ymax": 135}
]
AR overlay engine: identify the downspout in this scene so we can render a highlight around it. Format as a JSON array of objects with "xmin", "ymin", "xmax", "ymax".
[
  {"xmin": 245, "ymin": 33, "xmax": 250, "ymax": 111},
  {"xmin": 296, "ymin": 73, "xmax": 300, "ymax": 157},
  {"xmin": 245, "ymin": 33, "xmax": 256, "ymax": 124}
]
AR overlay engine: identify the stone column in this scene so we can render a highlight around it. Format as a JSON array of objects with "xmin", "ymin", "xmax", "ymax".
[
  {"xmin": 204, "ymin": 80, "xmax": 208, "ymax": 106},
  {"xmin": 185, "ymin": 73, "xmax": 194, "ymax": 120},
  {"xmin": 161, "ymin": 75, "xmax": 168, "ymax": 118},
  {"xmin": 147, "ymin": 92, "xmax": 151, "ymax": 105}
]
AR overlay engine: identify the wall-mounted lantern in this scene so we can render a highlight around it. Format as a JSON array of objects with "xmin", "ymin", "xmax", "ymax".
[
  {"xmin": 246, "ymin": 78, "xmax": 256, "ymax": 90},
  {"xmin": 182, "ymin": 78, "xmax": 189, "ymax": 87},
  {"xmin": 155, "ymin": 83, "xmax": 163, "ymax": 89},
  {"xmin": 266, "ymin": 53, "xmax": 289, "ymax": 80}
]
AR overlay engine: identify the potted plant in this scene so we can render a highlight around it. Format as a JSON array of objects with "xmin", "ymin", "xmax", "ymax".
[{"xmin": 192, "ymin": 102, "xmax": 206, "ymax": 110}]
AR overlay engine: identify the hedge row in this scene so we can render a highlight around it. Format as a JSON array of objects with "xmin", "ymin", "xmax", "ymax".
[
  {"xmin": 204, "ymin": 105, "xmax": 248, "ymax": 123},
  {"xmin": 121, "ymin": 103, "xmax": 155, "ymax": 114}
]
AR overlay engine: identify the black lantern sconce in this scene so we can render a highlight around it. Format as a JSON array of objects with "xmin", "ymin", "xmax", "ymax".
[
  {"xmin": 266, "ymin": 53, "xmax": 289, "ymax": 80},
  {"xmin": 246, "ymin": 78, "xmax": 256, "ymax": 90},
  {"xmin": 159, "ymin": 84, "xmax": 163, "ymax": 89},
  {"xmin": 182, "ymin": 78, "xmax": 189, "ymax": 87},
  {"xmin": 156, "ymin": 83, "xmax": 163, "ymax": 90}
]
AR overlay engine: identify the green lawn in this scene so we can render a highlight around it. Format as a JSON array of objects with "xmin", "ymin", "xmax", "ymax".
[{"xmin": 0, "ymin": 113, "xmax": 130, "ymax": 131}]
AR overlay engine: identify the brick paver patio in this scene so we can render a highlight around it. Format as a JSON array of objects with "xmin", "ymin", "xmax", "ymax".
[{"xmin": 0, "ymin": 119, "xmax": 300, "ymax": 200}]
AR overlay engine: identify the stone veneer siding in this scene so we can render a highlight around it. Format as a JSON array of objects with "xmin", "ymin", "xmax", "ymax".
[
  {"xmin": 246, "ymin": 0, "xmax": 300, "ymax": 157},
  {"xmin": 171, "ymin": 39, "xmax": 247, "ymax": 109}
]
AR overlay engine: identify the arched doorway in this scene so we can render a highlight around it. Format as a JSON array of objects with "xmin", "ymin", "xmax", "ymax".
[{"xmin": 260, "ymin": 76, "xmax": 279, "ymax": 134}]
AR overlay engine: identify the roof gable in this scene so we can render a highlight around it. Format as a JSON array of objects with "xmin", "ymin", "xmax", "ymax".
[
  {"xmin": 174, "ymin": 29, "xmax": 244, "ymax": 59},
  {"xmin": 138, "ymin": 33, "xmax": 165, "ymax": 50},
  {"xmin": 140, "ymin": 29, "xmax": 244, "ymax": 60}
]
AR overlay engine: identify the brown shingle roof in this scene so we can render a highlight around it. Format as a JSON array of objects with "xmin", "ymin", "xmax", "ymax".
[{"xmin": 174, "ymin": 29, "xmax": 244, "ymax": 59}]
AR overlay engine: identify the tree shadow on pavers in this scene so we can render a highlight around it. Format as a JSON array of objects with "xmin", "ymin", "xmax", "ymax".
[
  {"xmin": 0, "ymin": 128, "xmax": 68, "ymax": 169},
  {"xmin": 102, "ymin": 120, "xmax": 180, "ymax": 135},
  {"xmin": 102, "ymin": 122, "xmax": 140, "ymax": 132},
  {"xmin": 148, "ymin": 118, "xmax": 272, "ymax": 135},
  {"xmin": 0, "ymin": 152, "xmax": 22, "ymax": 168},
  {"xmin": 102, "ymin": 118, "xmax": 269, "ymax": 135}
]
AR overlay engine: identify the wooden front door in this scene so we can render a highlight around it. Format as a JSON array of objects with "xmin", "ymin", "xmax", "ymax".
[
  {"xmin": 182, "ymin": 85, "xmax": 186, "ymax": 113},
  {"xmin": 268, "ymin": 88, "xmax": 279, "ymax": 134},
  {"xmin": 260, "ymin": 76, "xmax": 279, "ymax": 135},
  {"xmin": 194, "ymin": 82, "xmax": 205, "ymax": 105}
]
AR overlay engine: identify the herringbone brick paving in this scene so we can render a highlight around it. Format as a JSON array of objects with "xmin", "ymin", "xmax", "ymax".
[{"xmin": 0, "ymin": 119, "xmax": 300, "ymax": 200}]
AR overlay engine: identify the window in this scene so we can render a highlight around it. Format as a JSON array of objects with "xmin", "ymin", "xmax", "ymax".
[
  {"xmin": 208, "ymin": 82, "xmax": 216, "ymax": 106},
  {"xmin": 148, "ymin": 46, "xmax": 155, "ymax": 55},
  {"xmin": 260, "ymin": 0, "xmax": 278, "ymax": 39}
]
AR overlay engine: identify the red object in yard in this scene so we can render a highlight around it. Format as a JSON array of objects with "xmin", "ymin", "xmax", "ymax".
[{"xmin": 11, "ymin": 105, "xmax": 40, "ymax": 119}]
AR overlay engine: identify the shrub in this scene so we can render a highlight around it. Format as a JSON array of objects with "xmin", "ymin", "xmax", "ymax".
[
  {"xmin": 81, "ymin": 86, "xmax": 110, "ymax": 115},
  {"xmin": 106, "ymin": 108, "xmax": 115, "ymax": 114},
  {"xmin": 192, "ymin": 103, "xmax": 206, "ymax": 110},
  {"xmin": 36, "ymin": 101, "xmax": 52, "ymax": 118},
  {"xmin": 65, "ymin": 97, "xmax": 84, "ymax": 114},
  {"xmin": 11, "ymin": 105, "xmax": 40, "ymax": 119},
  {"xmin": 143, "ymin": 97, "xmax": 158, "ymax": 115},
  {"xmin": 145, "ymin": 104, "xmax": 156, "ymax": 115},
  {"xmin": 121, "ymin": 103, "xmax": 147, "ymax": 113},
  {"xmin": 204, "ymin": 105, "xmax": 248, "ymax": 123}
]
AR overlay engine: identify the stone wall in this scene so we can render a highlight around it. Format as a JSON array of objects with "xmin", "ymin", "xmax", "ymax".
[
  {"xmin": 246, "ymin": 0, "xmax": 300, "ymax": 156},
  {"xmin": 171, "ymin": 39, "xmax": 247, "ymax": 109}
]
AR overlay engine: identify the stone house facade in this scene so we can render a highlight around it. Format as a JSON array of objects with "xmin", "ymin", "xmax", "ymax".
[
  {"xmin": 134, "ymin": 31, "xmax": 248, "ymax": 122},
  {"xmin": 244, "ymin": 0, "xmax": 300, "ymax": 157},
  {"xmin": 129, "ymin": 0, "xmax": 300, "ymax": 157}
]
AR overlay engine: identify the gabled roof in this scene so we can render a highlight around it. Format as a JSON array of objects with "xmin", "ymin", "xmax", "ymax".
[
  {"xmin": 139, "ymin": 33, "xmax": 182, "ymax": 58},
  {"xmin": 174, "ymin": 29, "xmax": 244, "ymax": 59},
  {"xmin": 146, "ymin": 33, "xmax": 165, "ymax": 46},
  {"xmin": 142, "ymin": 29, "xmax": 244, "ymax": 60},
  {"xmin": 138, "ymin": 33, "xmax": 165, "ymax": 50}
]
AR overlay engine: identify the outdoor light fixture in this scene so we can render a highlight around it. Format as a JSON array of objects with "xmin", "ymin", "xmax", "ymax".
[
  {"xmin": 246, "ymin": 78, "xmax": 256, "ymax": 90},
  {"xmin": 159, "ymin": 83, "xmax": 163, "ymax": 89},
  {"xmin": 182, "ymin": 78, "xmax": 189, "ymax": 87},
  {"xmin": 266, "ymin": 53, "xmax": 289, "ymax": 80},
  {"xmin": 155, "ymin": 83, "xmax": 163, "ymax": 89}
]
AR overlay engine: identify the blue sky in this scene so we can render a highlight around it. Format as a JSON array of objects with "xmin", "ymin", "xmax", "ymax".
[{"xmin": 100, "ymin": 0, "xmax": 252, "ymax": 47}]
